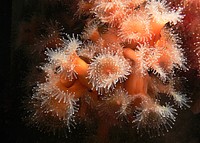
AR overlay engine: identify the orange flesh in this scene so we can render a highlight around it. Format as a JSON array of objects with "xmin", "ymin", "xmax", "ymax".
[
  {"xmin": 68, "ymin": 80, "xmax": 87, "ymax": 98},
  {"xmin": 90, "ymin": 30, "xmax": 100, "ymax": 42},
  {"xmin": 101, "ymin": 28, "xmax": 120, "ymax": 46},
  {"xmin": 73, "ymin": 56, "xmax": 88, "ymax": 76},
  {"xmin": 73, "ymin": 56, "xmax": 91, "ymax": 88},
  {"xmin": 48, "ymin": 97, "xmax": 68, "ymax": 118},
  {"xmin": 150, "ymin": 20, "xmax": 166, "ymax": 43},
  {"xmin": 60, "ymin": 71, "xmax": 76, "ymax": 88},
  {"xmin": 101, "ymin": 59, "xmax": 119, "ymax": 75},
  {"xmin": 125, "ymin": 71, "xmax": 149, "ymax": 95},
  {"xmin": 56, "ymin": 80, "xmax": 87, "ymax": 99},
  {"xmin": 123, "ymin": 48, "xmax": 138, "ymax": 62},
  {"xmin": 155, "ymin": 37, "xmax": 174, "ymax": 71}
]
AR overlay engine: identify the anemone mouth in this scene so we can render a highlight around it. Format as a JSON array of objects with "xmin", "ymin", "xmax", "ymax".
[{"xmin": 99, "ymin": 58, "xmax": 120, "ymax": 75}]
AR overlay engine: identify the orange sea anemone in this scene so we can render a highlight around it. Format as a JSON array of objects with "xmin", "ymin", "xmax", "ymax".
[{"xmin": 88, "ymin": 50, "xmax": 131, "ymax": 93}]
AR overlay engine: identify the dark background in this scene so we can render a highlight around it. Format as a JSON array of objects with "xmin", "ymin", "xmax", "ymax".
[{"xmin": 1, "ymin": 0, "xmax": 12, "ymax": 142}]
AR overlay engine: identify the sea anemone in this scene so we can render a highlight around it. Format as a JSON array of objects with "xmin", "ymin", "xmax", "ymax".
[
  {"xmin": 62, "ymin": 34, "xmax": 82, "ymax": 54},
  {"xmin": 97, "ymin": 88, "xmax": 133, "ymax": 123},
  {"xmin": 88, "ymin": 50, "xmax": 131, "ymax": 93},
  {"xmin": 44, "ymin": 48, "xmax": 77, "ymax": 80},
  {"xmin": 169, "ymin": 91, "xmax": 191, "ymax": 109},
  {"xmin": 77, "ymin": 41, "xmax": 98, "ymax": 61},
  {"xmin": 81, "ymin": 20, "xmax": 101, "ymax": 42},
  {"xmin": 26, "ymin": 82, "xmax": 79, "ymax": 134},
  {"xmin": 133, "ymin": 99, "xmax": 177, "ymax": 136},
  {"xmin": 119, "ymin": 11, "xmax": 152, "ymax": 43},
  {"xmin": 146, "ymin": 0, "xmax": 184, "ymax": 25},
  {"xmin": 92, "ymin": 0, "xmax": 126, "ymax": 26},
  {"xmin": 155, "ymin": 27, "xmax": 187, "ymax": 72}
]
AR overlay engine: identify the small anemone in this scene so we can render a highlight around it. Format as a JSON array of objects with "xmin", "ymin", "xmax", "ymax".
[
  {"xmin": 88, "ymin": 50, "xmax": 131, "ymax": 94},
  {"xmin": 92, "ymin": 0, "xmax": 126, "ymax": 25},
  {"xmin": 81, "ymin": 20, "xmax": 101, "ymax": 41},
  {"xmin": 44, "ymin": 48, "xmax": 77, "ymax": 80},
  {"xmin": 45, "ymin": 48, "xmax": 66, "ymax": 64},
  {"xmin": 134, "ymin": 43, "xmax": 169, "ymax": 81},
  {"xmin": 30, "ymin": 82, "xmax": 79, "ymax": 133},
  {"xmin": 169, "ymin": 91, "xmax": 191, "ymax": 109},
  {"xmin": 44, "ymin": 34, "xmax": 82, "ymax": 81},
  {"xmin": 133, "ymin": 101, "xmax": 177, "ymax": 137},
  {"xmin": 97, "ymin": 88, "xmax": 133, "ymax": 122},
  {"xmin": 157, "ymin": 28, "xmax": 187, "ymax": 71},
  {"xmin": 119, "ymin": 11, "xmax": 152, "ymax": 43},
  {"xmin": 62, "ymin": 34, "xmax": 82, "ymax": 54},
  {"xmin": 145, "ymin": 0, "xmax": 184, "ymax": 25},
  {"xmin": 77, "ymin": 41, "xmax": 98, "ymax": 61}
]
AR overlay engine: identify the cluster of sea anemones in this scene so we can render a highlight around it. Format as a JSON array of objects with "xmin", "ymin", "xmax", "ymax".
[{"xmin": 22, "ymin": 0, "xmax": 196, "ymax": 140}]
